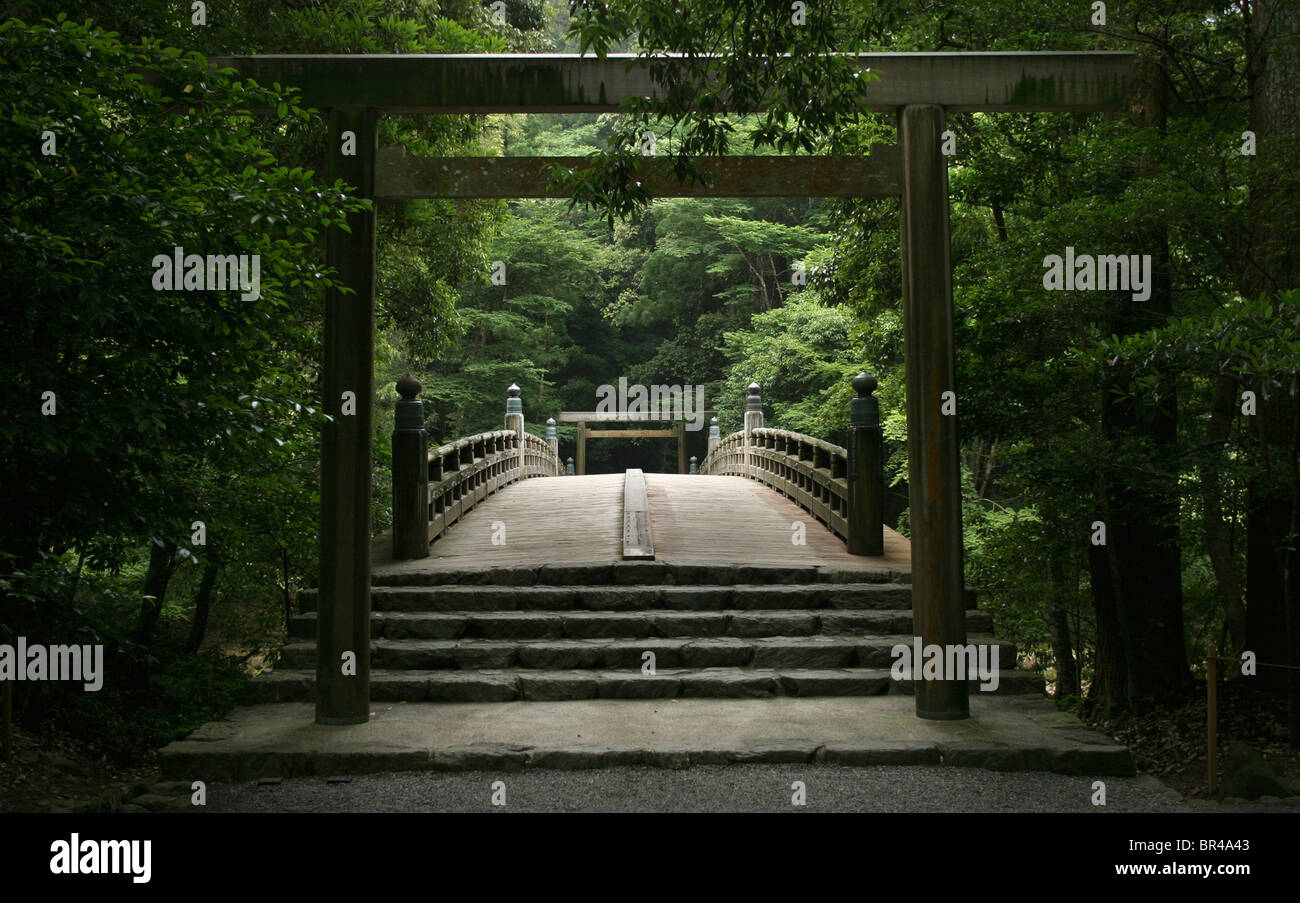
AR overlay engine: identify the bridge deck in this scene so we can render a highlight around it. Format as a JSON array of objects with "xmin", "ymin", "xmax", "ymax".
[{"xmin": 372, "ymin": 473, "xmax": 909, "ymax": 576}]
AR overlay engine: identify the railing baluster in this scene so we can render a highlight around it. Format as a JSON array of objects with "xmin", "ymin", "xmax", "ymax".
[{"xmin": 696, "ymin": 375, "xmax": 881, "ymax": 554}]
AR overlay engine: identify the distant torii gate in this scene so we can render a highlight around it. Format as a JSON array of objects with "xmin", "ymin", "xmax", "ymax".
[
  {"xmin": 208, "ymin": 51, "xmax": 1136, "ymax": 726},
  {"xmin": 556, "ymin": 410, "xmax": 718, "ymax": 475}
]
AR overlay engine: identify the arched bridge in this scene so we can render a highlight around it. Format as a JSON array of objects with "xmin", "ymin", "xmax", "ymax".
[
  {"xmin": 384, "ymin": 375, "xmax": 904, "ymax": 571},
  {"xmin": 273, "ymin": 375, "xmax": 1043, "ymax": 721}
]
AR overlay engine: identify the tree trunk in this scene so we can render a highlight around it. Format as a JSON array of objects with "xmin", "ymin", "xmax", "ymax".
[
  {"xmin": 1243, "ymin": 0, "xmax": 1300, "ymax": 742},
  {"xmin": 138, "ymin": 539, "xmax": 177, "ymax": 648},
  {"xmin": 1203, "ymin": 373, "xmax": 1248, "ymax": 659},
  {"xmin": 1086, "ymin": 52, "xmax": 1190, "ymax": 715},
  {"xmin": 184, "ymin": 561, "xmax": 220, "ymax": 656},
  {"xmin": 977, "ymin": 438, "xmax": 997, "ymax": 500},
  {"xmin": 1048, "ymin": 555, "xmax": 1079, "ymax": 699},
  {"xmin": 1085, "ymin": 534, "xmax": 1127, "ymax": 718}
]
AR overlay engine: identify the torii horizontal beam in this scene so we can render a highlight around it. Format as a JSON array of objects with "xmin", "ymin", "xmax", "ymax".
[
  {"xmin": 374, "ymin": 147, "xmax": 901, "ymax": 198},
  {"xmin": 585, "ymin": 429, "xmax": 678, "ymax": 438},
  {"xmin": 555, "ymin": 411, "xmax": 717, "ymax": 423},
  {"xmin": 207, "ymin": 52, "xmax": 1134, "ymax": 114}
]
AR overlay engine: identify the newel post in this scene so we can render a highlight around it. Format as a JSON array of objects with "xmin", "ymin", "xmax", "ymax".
[
  {"xmin": 392, "ymin": 374, "xmax": 429, "ymax": 560},
  {"xmin": 708, "ymin": 416, "xmax": 721, "ymax": 455},
  {"xmin": 743, "ymin": 382, "xmax": 763, "ymax": 479},
  {"xmin": 546, "ymin": 417, "xmax": 558, "ymax": 460},
  {"xmin": 848, "ymin": 372, "xmax": 884, "ymax": 556},
  {"xmin": 689, "ymin": 455, "xmax": 698, "ymax": 474},
  {"xmin": 505, "ymin": 383, "xmax": 525, "ymax": 476}
]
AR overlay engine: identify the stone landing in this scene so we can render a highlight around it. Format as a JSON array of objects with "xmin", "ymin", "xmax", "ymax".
[{"xmin": 160, "ymin": 695, "xmax": 1133, "ymax": 781}]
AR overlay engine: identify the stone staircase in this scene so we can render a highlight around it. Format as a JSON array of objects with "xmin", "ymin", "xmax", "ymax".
[{"xmin": 251, "ymin": 561, "xmax": 1043, "ymax": 703}]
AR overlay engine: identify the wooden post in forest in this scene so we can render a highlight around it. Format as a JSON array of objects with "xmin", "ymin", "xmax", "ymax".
[
  {"xmin": 676, "ymin": 421, "xmax": 687, "ymax": 474},
  {"xmin": 392, "ymin": 374, "xmax": 429, "ymax": 560},
  {"xmin": 576, "ymin": 421, "xmax": 586, "ymax": 475},
  {"xmin": 1207, "ymin": 643, "xmax": 1219, "ymax": 796},
  {"xmin": 317, "ymin": 105, "xmax": 377, "ymax": 725},
  {"xmin": 900, "ymin": 103, "xmax": 968, "ymax": 720},
  {"xmin": 848, "ymin": 371, "xmax": 884, "ymax": 556}
]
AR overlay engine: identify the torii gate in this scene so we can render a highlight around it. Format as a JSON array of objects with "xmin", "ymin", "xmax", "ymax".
[
  {"xmin": 208, "ymin": 51, "xmax": 1135, "ymax": 726},
  {"xmin": 555, "ymin": 409, "xmax": 719, "ymax": 475}
]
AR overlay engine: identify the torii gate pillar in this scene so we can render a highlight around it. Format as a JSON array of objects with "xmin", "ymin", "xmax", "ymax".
[
  {"xmin": 317, "ymin": 106, "xmax": 378, "ymax": 724},
  {"xmin": 900, "ymin": 104, "xmax": 969, "ymax": 720}
]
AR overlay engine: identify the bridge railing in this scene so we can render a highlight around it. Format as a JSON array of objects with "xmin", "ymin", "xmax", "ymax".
[
  {"xmin": 702, "ymin": 426, "xmax": 852, "ymax": 538},
  {"xmin": 698, "ymin": 374, "xmax": 885, "ymax": 556},
  {"xmin": 391, "ymin": 378, "xmax": 563, "ymax": 559}
]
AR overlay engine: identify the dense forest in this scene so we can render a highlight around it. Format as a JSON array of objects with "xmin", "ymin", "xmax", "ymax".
[{"xmin": 1, "ymin": 0, "xmax": 1297, "ymax": 778}]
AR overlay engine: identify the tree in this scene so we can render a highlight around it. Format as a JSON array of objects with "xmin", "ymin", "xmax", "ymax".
[
  {"xmin": 0, "ymin": 16, "xmax": 362, "ymax": 573},
  {"xmin": 560, "ymin": 0, "xmax": 877, "ymax": 222}
]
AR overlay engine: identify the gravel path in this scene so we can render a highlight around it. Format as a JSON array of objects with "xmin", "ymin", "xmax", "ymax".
[{"xmin": 204, "ymin": 765, "xmax": 1218, "ymax": 813}]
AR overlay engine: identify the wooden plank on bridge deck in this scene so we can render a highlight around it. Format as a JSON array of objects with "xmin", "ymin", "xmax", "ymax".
[{"xmin": 622, "ymin": 469, "xmax": 654, "ymax": 560}]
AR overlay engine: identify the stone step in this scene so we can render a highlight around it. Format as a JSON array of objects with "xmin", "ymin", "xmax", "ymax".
[
  {"xmin": 279, "ymin": 634, "xmax": 1017, "ymax": 671},
  {"xmin": 249, "ymin": 666, "xmax": 1044, "ymax": 703},
  {"xmin": 160, "ymin": 697, "xmax": 1134, "ymax": 781},
  {"xmin": 299, "ymin": 583, "xmax": 919, "ymax": 613},
  {"xmin": 368, "ymin": 561, "xmax": 914, "ymax": 588},
  {"xmin": 289, "ymin": 608, "xmax": 994, "ymax": 639}
]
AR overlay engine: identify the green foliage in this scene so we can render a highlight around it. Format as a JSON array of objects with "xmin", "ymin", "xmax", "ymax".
[
  {"xmin": 0, "ymin": 16, "xmax": 363, "ymax": 565},
  {"xmin": 0, "ymin": 2, "xmax": 533, "ymax": 757},
  {"xmin": 559, "ymin": 0, "xmax": 878, "ymax": 223},
  {"xmin": 718, "ymin": 295, "xmax": 859, "ymax": 435},
  {"xmin": 0, "ymin": 555, "xmax": 249, "ymax": 761},
  {"xmin": 423, "ymin": 201, "xmax": 612, "ymax": 437},
  {"xmin": 5, "ymin": 0, "xmax": 1297, "ymax": 745},
  {"xmin": 1095, "ymin": 291, "xmax": 1300, "ymax": 405}
]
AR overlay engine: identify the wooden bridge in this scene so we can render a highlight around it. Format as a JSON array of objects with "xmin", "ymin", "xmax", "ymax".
[
  {"xmin": 261, "ymin": 375, "xmax": 1044, "ymax": 718},
  {"xmin": 329, "ymin": 354, "xmax": 992, "ymax": 729},
  {"xmin": 378, "ymin": 472, "xmax": 910, "ymax": 573},
  {"xmin": 385, "ymin": 375, "xmax": 899, "ymax": 570}
]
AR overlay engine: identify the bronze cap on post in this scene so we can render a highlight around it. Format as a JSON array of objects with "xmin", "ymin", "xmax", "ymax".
[
  {"xmin": 395, "ymin": 373, "xmax": 424, "ymax": 431},
  {"xmin": 850, "ymin": 371, "xmax": 879, "ymax": 429}
]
